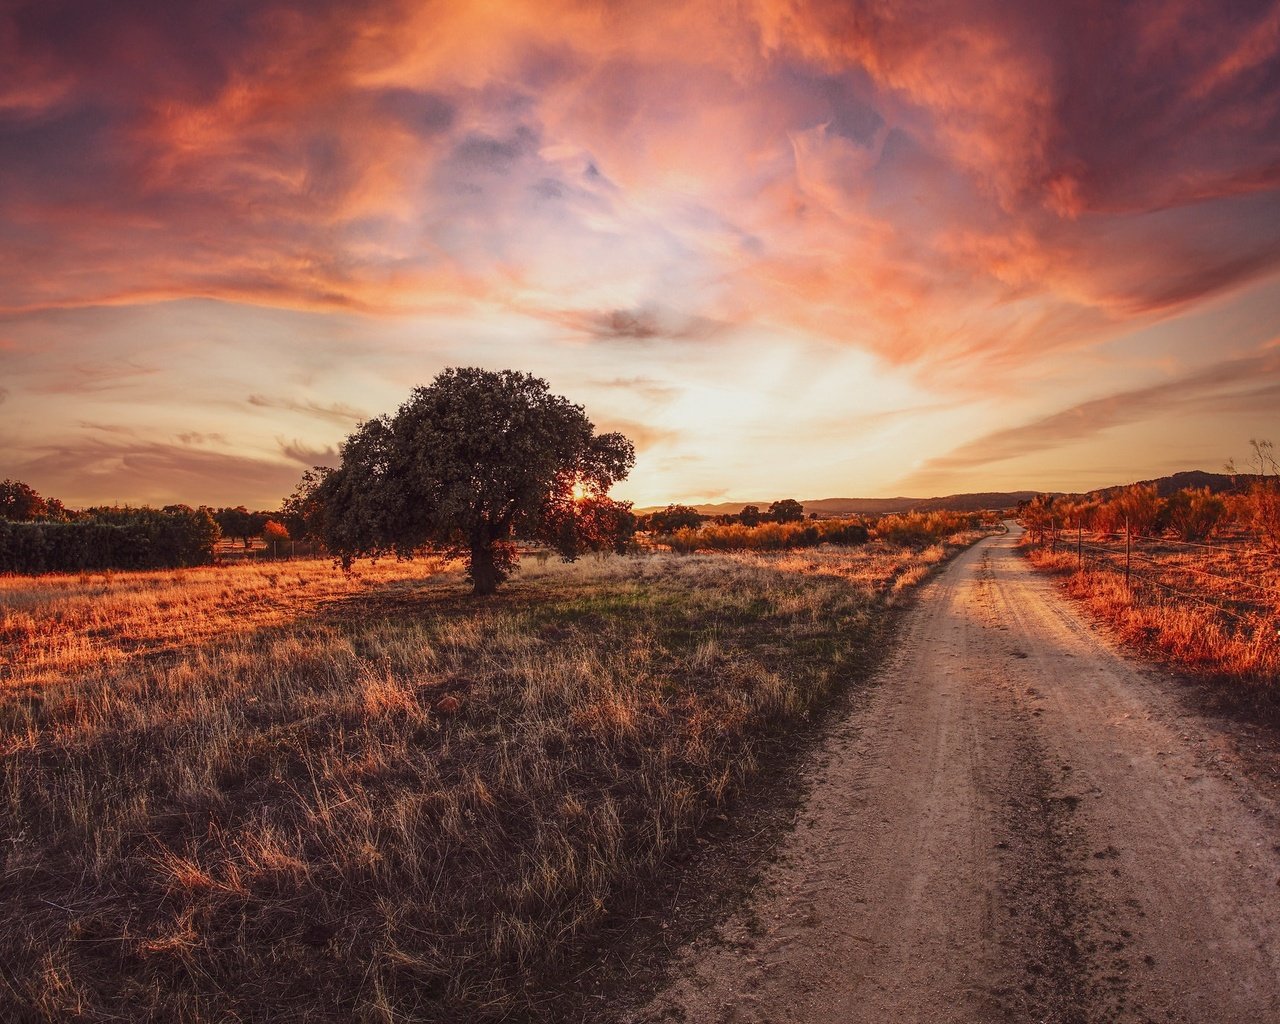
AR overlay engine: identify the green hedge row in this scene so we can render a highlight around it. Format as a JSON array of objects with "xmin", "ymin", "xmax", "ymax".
[{"xmin": 0, "ymin": 508, "xmax": 220, "ymax": 574}]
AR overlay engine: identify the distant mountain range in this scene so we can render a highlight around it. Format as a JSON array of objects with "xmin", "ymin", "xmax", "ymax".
[{"xmin": 639, "ymin": 471, "xmax": 1260, "ymax": 518}]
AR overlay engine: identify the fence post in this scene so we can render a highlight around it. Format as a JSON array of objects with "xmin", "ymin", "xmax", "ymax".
[{"xmin": 1125, "ymin": 517, "xmax": 1131, "ymax": 589}]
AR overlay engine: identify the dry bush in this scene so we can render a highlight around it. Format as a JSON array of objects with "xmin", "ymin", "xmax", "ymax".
[
  {"xmin": 1236, "ymin": 480, "xmax": 1280, "ymax": 548},
  {"xmin": 656, "ymin": 517, "xmax": 867, "ymax": 554},
  {"xmin": 1097, "ymin": 483, "xmax": 1162, "ymax": 536},
  {"xmin": 1165, "ymin": 488, "xmax": 1226, "ymax": 542},
  {"xmin": 872, "ymin": 510, "xmax": 976, "ymax": 546},
  {"xmin": 1053, "ymin": 497, "xmax": 1101, "ymax": 531},
  {"xmin": 1, "ymin": 542, "xmax": 971, "ymax": 1022},
  {"xmin": 659, "ymin": 514, "xmax": 984, "ymax": 556}
]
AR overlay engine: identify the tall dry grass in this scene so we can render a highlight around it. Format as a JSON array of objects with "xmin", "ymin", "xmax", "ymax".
[
  {"xmin": 1024, "ymin": 539, "xmax": 1280, "ymax": 691},
  {"xmin": 2, "ymin": 540, "xmax": 972, "ymax": 1022}
]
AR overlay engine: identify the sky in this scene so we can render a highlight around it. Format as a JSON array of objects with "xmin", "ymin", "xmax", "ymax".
[{"xmin": 2, "ymin": 0, "xmax": 1279, "ymax": 510}]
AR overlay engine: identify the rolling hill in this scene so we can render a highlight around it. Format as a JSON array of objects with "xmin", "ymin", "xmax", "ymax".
[{"xmin": 640, "ymin": 471, "xmax": 1260, "ymax": 518}]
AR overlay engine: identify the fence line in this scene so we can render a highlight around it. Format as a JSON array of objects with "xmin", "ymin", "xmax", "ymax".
[
  {"xmin": 1031, "ymin": 527, "xmax": 1279, "ymax": 628},
  {"xmin": 1046, "ymin": 529, "xmax": 1280, "ymax": 601},
  {"xmin": 1124, "ymin": 551, "xmax": 1280, "ymax": 602},
  {"xmin": 1069, "ymin": 545, "xmax": 1253, "ymax": 618}
]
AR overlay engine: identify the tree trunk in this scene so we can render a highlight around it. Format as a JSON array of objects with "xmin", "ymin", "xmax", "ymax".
[{"xmin": 469, "ymin": 539, "xmax": 499, "ymax": 596}]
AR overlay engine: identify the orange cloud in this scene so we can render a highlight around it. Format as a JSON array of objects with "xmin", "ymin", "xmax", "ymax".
[
  {"xmin": 910, "ymin": 346, "xmax": 1280, "ymax": 483},
  {"xmin": 4, "ymin": 0, "xmax": 1278, "ymax": 360}
]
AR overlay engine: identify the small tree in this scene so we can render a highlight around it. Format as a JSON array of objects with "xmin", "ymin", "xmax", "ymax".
[
  {"xmin": 1226, "ymin": 439, "xmax": 1280, "ymax": 547},
  {"xmin": 738, "ymin": 504, "xmax": 763, "ymax": 527},
  {"xmin": 643, "ymin": 504, "xmax": 702, "ymax": 533},
  {"xmin": 213, "ymin": 506, "xmax": 268, "ymax": 548},
  {"xmin": 279, "ymin": 467, "xmax": 334, "ymax": 542},
  {"xmin": 768, "ymin": 498, "xmax": 804, "ymax": 523},
  {"xmin": 1022, "ymin": 494, "xmax": 1055, "ymax": 539},
  {"xmin": 0, "ymin": 480, "xmax": 49, "ymax": 521},
  {"xmin": 1107, "ymin": 484, "xmax": 1161, "ymax": 536},
  {"xmin": 314, "ymin": 368, "xmax": 635, "ymax": 594}
]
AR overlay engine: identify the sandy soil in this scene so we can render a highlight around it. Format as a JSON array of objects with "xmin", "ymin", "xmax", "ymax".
[{"xmin": 631, "ymin": 525, "xmax": 1280, "ymax": 1023}]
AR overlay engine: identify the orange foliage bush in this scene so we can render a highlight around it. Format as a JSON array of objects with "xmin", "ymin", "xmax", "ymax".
[{"xmin": 660, "ymin": 518, "xmax": 869, "ymax": 553}]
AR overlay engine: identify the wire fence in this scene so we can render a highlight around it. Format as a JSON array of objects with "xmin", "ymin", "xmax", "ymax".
[{"xmin": 1026, "ymin": 523, "xmax": 1280, "ymax": 633}]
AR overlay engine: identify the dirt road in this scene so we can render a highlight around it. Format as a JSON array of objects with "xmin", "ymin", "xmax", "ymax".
[{"xmin": 633, "ymin": 526, "xmax": 1280, "ymax": 1023}]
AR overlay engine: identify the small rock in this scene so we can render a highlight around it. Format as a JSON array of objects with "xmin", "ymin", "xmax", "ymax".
[{"xmin": 434, "ymin": 694, "xmax": 462, "ymax": 715}]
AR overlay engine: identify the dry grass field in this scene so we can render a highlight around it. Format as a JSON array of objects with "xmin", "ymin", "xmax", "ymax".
[
  {"xmin": 1, "ymin": 536, "xmax": 981, "ymax": 1022},
  {"xmin": 1024, "ymin": 533, "xmax": 1280, "ymax": 693}
]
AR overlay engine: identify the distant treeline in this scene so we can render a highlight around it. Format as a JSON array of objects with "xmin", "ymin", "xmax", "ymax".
[
  {"xmin": 1023, "ymin": 482, "xmax": 1280, "ymax": 546},
  {"xmin": 638, "ymin": 498, "xmax": 809, "ymax": 533},
  {"xmin": 647, "ymin": 504, "xmax": 985, "ymax": 554},
  {"xmin": 0, "ymin": 505, "xmax": 220, "ymax": 574},
  {"xmin": 0, "ymin": 480, "xmax": 293, "ymax": 574}
]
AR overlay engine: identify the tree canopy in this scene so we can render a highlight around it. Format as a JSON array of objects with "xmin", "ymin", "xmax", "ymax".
[
  {"xmin": 0, "ymin": 480, "xmax": 71, "ymax": 522},
  {"xmin": 768, "ymin": 498, "xmax": 805, "ymax": 523},
  {"xmin": 211, "ymin": 506, "xmax": 270, "ymax": 547},
  {"xmin": 312, "ymin": 368, "xmax": 635, "ymax": 594},
  {"xmin": 642, "ymin": 504, "xmax": 703, "ymax": 533},
  {"xmin": 0, "ymin": 480, "xmax": 47, "ymax": 521}
]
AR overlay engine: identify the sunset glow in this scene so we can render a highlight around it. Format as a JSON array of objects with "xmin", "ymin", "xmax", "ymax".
[{"xmin": 3, "ymin": 1, "xmax": 1279, "ymax": 508}]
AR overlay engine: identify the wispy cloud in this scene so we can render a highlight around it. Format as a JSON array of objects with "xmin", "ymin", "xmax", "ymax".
[
  {"xmin": 545, "ymin": 306, "xmax": 730, "ymax": 343},
  {"xmin": 5, "ymin": 436, "xmax": 304, "ymax": 508},
  {"xmin": 31, "ymin": 362, "xmax": 159, "ymax": 395},
  {"xmin": 177, "ymin": 430, "xmax": 228, "ymax": 446},
  {"xmin": 247, "ymin": 394, "xmax": 367, "ymax": 426},
  {"xmin": 590, "ymin": 376, "xmax": 681, "ymax": 403},
  {"xmin": 277, "ymin": 439, "xmax": 339, "ymax": 467},
  {"xmin": 912, "ymin": 348, "xmax": 1280, "ymax": 478},
  {"xmin": 592, "ymin": 418, "xmax": 679, "ymax": 452}
]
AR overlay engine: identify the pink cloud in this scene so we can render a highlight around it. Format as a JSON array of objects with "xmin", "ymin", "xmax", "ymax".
[{"xmin": 1, "ymin": 0, "xmax": 1278, "ymax": 401}]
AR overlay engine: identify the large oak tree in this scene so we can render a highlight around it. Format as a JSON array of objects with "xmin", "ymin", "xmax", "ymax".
[{"xmin": 313, "ymin": 368, "xmax": 635, "ymax": 594}]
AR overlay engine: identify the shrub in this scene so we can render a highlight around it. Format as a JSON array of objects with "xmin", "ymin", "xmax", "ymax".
[
  {"xmin": 1098, "ymin": 484, "xmax": 1161, "ymax": 536},
  {"xmin": 1234, "ymin": 480, "xmax": 1280, "ymax": 548},
  {"xmin": 261, "ymin": 520, "xmax": 291, "ymax": 544},
  {"xmin": 1021, "ymin": 495, "xmax": 1056, "ymax": 538},
  {"xmin": 1165, "ymin": 488, "xmax": 1227, "ymax": 542},
  {"xmin": 874, "ymin": 510, "xmax": 975, "ymax": 546}
]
